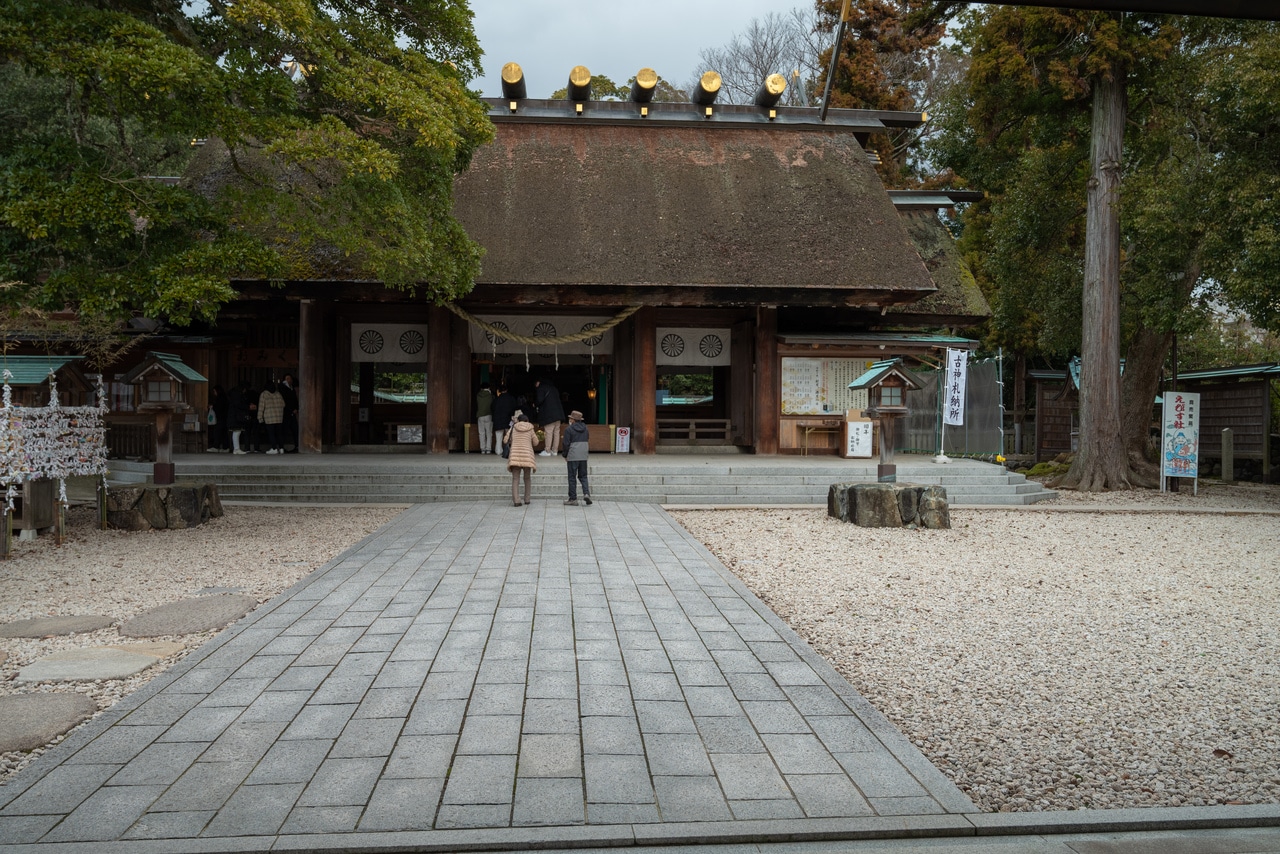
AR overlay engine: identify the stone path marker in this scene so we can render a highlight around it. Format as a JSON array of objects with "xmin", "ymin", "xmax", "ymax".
[
  {"xmin": 119, "ymin": 594, "xmax": 257, "ymax": 638},
  {"xmin": 15, "ymin": 648, "xmax": 160, "ymax": 683},
  {"xmin": 0, "ymin": 695, "xmax": 96, "ymax": 752},
  {"xmin": 0, "ymin": 615, "xmax": 114, "ymax": 638}
]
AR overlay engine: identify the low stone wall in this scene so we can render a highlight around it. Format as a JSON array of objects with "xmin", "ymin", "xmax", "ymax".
[
  {"xmin": 106, "ymin": 485, "xmax": 224, "ymax": 531},
  {"xmin": 827, "ymin": 482, "xmax": 950, "ymax": 529}
]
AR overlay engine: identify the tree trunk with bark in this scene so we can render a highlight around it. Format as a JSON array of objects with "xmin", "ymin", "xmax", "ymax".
[
  {"xmin": 1062, "ymin": 58, "xmax": 1130, "ymax": 492},
  {"xmin": 1119, "ymin": 325, "xmax": 1170, "ymax": 488},
  {"xmin": 1117, "ymin": 261, "xmax": 1202, "ymax": 489}
]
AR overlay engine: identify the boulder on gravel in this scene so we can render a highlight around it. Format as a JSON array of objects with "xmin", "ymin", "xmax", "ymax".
[
  {"xmin": 105, "ymin": 484, "xmax": 223, "ymax": 531},
  {"xmin": 828, "ymin": 483, "xmax": 950, "ymax": 529}
]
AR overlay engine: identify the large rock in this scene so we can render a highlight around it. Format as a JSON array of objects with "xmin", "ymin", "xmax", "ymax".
[
  {"xmin": 105, "ymin": 483, "xmax": 223, "ymax": 531},
  {"xmin": 852, "ymin": 484, "xmax": 903, "ymax": 528},
  {"xmin": 828, "ymin": 483, "xmax": 950, "ymax": 529},
  {"xmin": 105, "ymin": 486, "xmax": 142, "ymax": 513},
  {"xmin": 165, "ymin": 486, "xmax": 201, "ymax": 529},
  {"xmin": 138, "ymin": 488, "xmax": 168, "ymax": 529},
  {"xmin": 919, "ymin": 489, "xmax": 951, "ymax": 529}
]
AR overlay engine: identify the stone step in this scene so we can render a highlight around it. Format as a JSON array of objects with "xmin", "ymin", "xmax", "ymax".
[{"xmin": 122, "ymin": 455, "xmax": 1058, "ymax": 507}]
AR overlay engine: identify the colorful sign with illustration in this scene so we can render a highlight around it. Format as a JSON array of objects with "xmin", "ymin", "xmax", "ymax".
[{"xmin": 1161, "ymin": 391, "xmax": 1200, "ymax": 479}]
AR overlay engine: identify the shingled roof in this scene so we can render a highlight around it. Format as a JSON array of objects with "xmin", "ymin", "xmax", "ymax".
[{"xmin": 452, "ymin": 118, "xmax": 937, "ymax": 308}]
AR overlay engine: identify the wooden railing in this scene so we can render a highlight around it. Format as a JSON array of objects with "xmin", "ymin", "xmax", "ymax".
[
  {"xmin": 657, "ymin": 418, "xmax": 732, "ymax": 446},
  {"xmin": 106, "ymin": 422, "xmax": 155, "ymax": 460}
]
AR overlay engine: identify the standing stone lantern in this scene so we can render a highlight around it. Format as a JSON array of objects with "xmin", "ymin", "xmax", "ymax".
[
  {"xmin": 848, "ymin": 358, "xmax": 923, "ymax": 483},
  {"xmin": 121, "ymin": 353, "xmax": 206, "ymax": 485}
]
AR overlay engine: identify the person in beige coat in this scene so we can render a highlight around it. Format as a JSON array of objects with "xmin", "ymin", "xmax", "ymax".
[{"xmin": 505, "ymin": 413, "xmax": 538, "ymax": 506}]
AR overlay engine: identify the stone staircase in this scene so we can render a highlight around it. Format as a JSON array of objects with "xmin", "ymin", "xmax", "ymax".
[{"xmin": 108, "ymin": 454, "xmax": 1057, "ymax": 507}]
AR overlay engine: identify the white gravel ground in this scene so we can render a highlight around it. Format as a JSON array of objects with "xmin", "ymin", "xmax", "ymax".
[
  {"xmin": 671, "ymin": 481, "xmax": 1280, "ymax": 813},
  {"xmin": 0, "ymin": 504, "xmax": 402, "ymax": 786}
]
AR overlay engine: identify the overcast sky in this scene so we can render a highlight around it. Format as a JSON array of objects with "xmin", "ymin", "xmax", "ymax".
[{"xmin": 469, "ymin": 0, "xmax": 796, "ymax": 98}]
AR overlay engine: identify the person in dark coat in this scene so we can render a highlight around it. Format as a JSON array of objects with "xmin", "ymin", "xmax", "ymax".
[
  {"xmin": 534, "ymin": 377, "xmax": 566, "ymax": 456},
  {"xmin": 491, "ymin": 385, "xmax": 517, "ymax": 458},
  {"xmin": 560, "ymin": 410, "xmax": 592, "ymax": 505},
  {"xmin": 227, "ymin": 380, "xmax": 255, "ymax": 454},
  {"xmin": 207, "ymin": 384, "xmax": 230, "ymax": 452},
  {"xmin": 280, "ymin": 373, "xmax": 299, "ymax": 453}
]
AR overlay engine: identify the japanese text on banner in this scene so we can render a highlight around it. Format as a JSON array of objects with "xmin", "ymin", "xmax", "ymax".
[{"xmin": 943, "ymin": 348, "xmax": 968, "ymax": 426}]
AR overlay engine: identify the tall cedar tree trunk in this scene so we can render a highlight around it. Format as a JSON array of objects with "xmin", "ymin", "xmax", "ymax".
[
  {"xmin": 1062, "ymin": 58, "xmax": 1131, "ymax": 491},
  {"xmin": 1118, "ymin": 261, "xmax": 1202, "ymax": 488}
]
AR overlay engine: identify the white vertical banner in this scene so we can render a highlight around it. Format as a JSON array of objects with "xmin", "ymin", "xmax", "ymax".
[{"xmin": 943, "ymin": 348, "xmax": 968, "ymax": 426}]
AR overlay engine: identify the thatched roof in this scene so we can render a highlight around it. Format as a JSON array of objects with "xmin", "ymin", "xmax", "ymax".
[
  {"xmin": 887, "ymin": 209, "xmax": 990, "ymax": 325},
  {"xmin": 452, "ymin": 121, "xmax": 937, "ymax": 307}
]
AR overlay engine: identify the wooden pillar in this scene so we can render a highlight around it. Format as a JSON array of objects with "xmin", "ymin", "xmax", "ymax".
[
  {"xmin": 754, "ymin": 307, "xmax": 779, "ymax": 455},
  {"xmin": 614, "ymin": 318, "xmax": 634, "ymax": 433},
  {"xmin": 298, "ymin": 299, "xmax": 325, "ymax": 454},
  {"xmin": 334, "ymin": 314, "xmax": 351, "ymax": 447},
  {"xmin": 427, "ymin": 305, "xmax": 452, "ymax": 453},
  {"xmin": 450, "ymin": 310, "xmax": 471, "ymax": 448},
  {"xmin": 633, "ymin": 307, "xmax": 657, "ymax": 455}
]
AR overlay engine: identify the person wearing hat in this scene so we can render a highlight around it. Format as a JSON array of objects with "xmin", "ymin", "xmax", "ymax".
[{"xmin": 560, "ymin": 410, "xmax": 592, "ymax": 506}]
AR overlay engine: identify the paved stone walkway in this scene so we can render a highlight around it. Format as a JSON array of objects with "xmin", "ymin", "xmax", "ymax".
[{"xmin": 0, "ymin": 502, "xmax": 972, "ymax": 850}]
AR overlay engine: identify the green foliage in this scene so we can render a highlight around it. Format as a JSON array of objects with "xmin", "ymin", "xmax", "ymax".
[
  {"xmin": 549, "ymin": 73, "xmax": 685, "ymax": 102},
  {"xmin": 815, "ymin": 0, "xmax": 949, "ymax": 184},
  {"xmin": 662, "ymin": 373, "xmax": 713, "ymax": 397},
  {"xmin": 0, "ymin": 0, "xmax": 493, "ymax": 331},
  {"xmin": 934, "ymin": 10, "xmax": 1280, "ymax": 361}
]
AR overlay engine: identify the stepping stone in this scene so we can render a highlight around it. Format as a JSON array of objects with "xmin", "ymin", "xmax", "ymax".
[
  {"xmin": 105, "ymin": 641, "xmax": 186, "ymax": 659},
  {"xmin": 0, "ymin": 694, "xmax": 97, "ymax": 751},
  {"xmin": 0, "ymin": 615, "xmax": 114, "ymax": 638},
  {"xmin": 16, "ymin": 648, "xmax": 160, "ymax": 683},
  {"xmin": 119, "ymin": 594, "xmax": 257, "ymax": 638}
]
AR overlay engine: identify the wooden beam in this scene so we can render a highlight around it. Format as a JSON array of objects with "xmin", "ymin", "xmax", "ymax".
[
  {"xmin": 227, "ymin": 281, "xmax": 923, "ymax": 310},
  {"xmin": 334, "ymin": 316, "xmax": 352, "ymax": 447},
  {"xmin": 754, "ymin": 307, "xmax": 779, "ymax": 455},
  {"xmin": 298, "ymin": 299, "xmax": 325, "ymax": 453},
  {"xmin": 427, "ymin": 306, "xmax": 452, "ymax": 453},
  {"xmin": 633, "ymin": 308, "xmax": 657, "ymax": 455}
]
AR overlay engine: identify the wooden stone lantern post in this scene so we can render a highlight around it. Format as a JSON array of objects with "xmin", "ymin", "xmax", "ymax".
[
  {"xmin": 848, "ymin": 358, "xmax": 923, "ymax": 483},
  {"xmin": 121, "ymin": 353, "xmax": 207, "ymax": 486}
]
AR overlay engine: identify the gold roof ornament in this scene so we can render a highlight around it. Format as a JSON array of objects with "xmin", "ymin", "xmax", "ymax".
[
  {"xmin": 568, "ymin": 65, "xmax": 592, "ymax": 102},
  {"xmin": 501, "ymin": 62, "xmax": 526, "ymax": 100}
]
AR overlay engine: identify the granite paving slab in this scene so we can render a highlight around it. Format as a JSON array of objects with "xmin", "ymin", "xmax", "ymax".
[
  {"xmin": 0, "ymin": 615, "xmax": 113, "ymax": 638},
  {"xmin": 0, "ymin": 501, "xmax": 974, "ymax": 850},
  {"xmin": 118, "ymin": 594, "xmax": 258, "ymax": 638},
  {"xmin": 15, "ymin": 648, "xmax": 161, "ymax": 683},
  {"xmin": 0, "ymin": 695, "xmax": 97, "ymax": 752}
]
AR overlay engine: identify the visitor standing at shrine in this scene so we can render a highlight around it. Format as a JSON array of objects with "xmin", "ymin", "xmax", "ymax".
[
  {"xmin": 561, "ymin": 410, "xmax": 592, "ymax": 505},
  {"xmin": 505, "ymin": 413, "xmax": 538, "ymax": 506},
  {"xmin": 257, "ymin": 380, "xmax": 287, "ymax": 455},
  {"xmin": 534, "ymin": 377, "xmax": 565, "ymax": 456},
  {"xmin": 475, "ymin": 382, "xmax": 495, "ymax": 454},
  {"xmin": 492, "ymin": 385, "xmax": 516, "ymax": 457}
]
